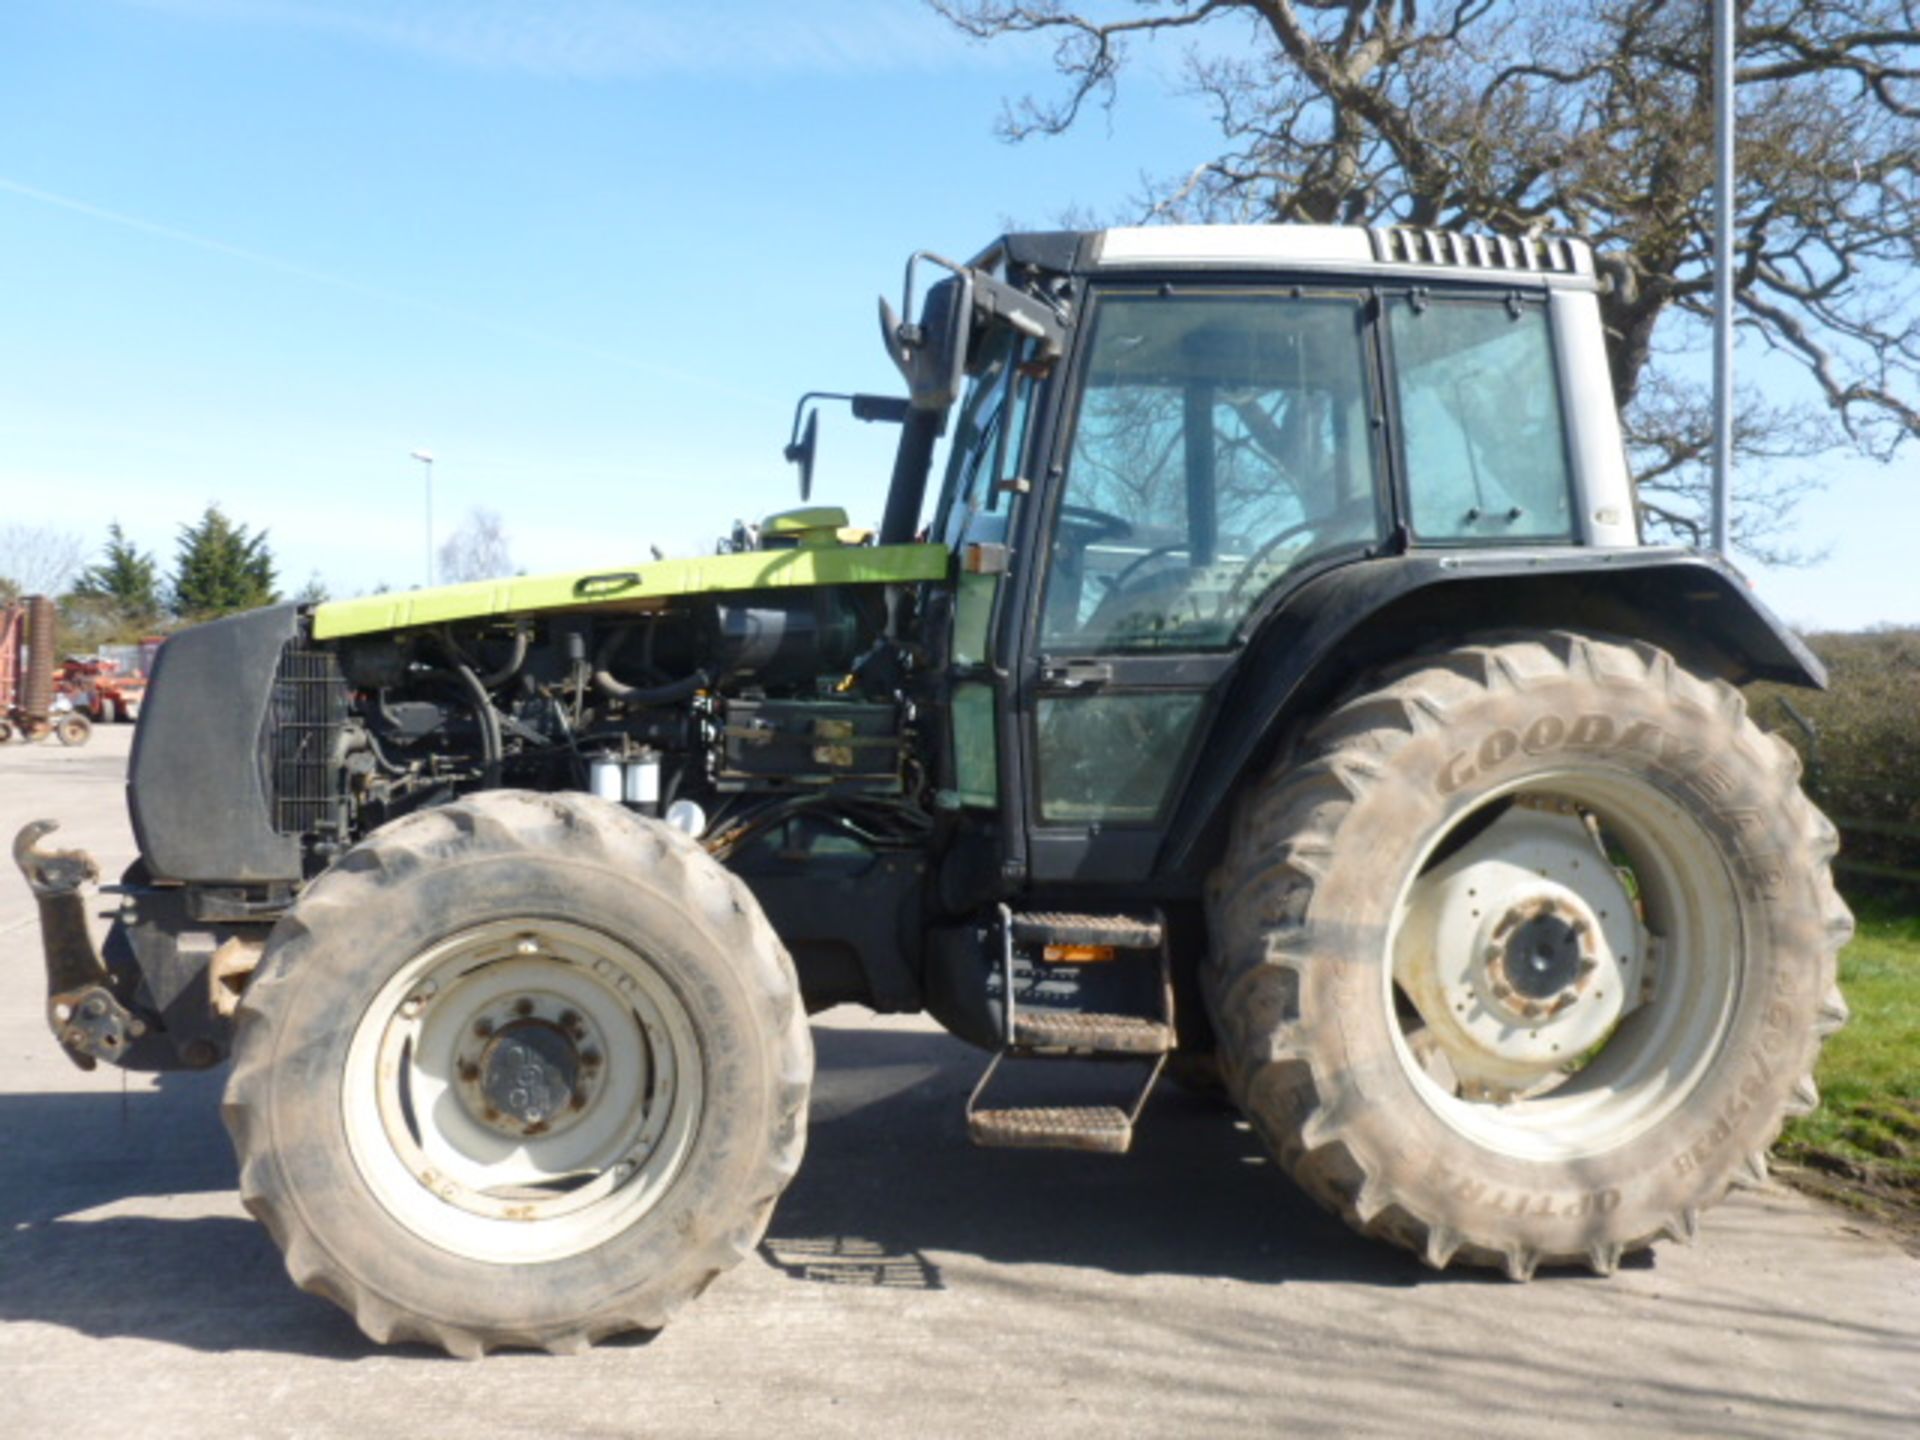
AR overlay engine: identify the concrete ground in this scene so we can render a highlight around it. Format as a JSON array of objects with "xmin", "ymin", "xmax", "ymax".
[{"xmin": 2, "ymin": 727, "xmax": 1915, "ymax": 1439}]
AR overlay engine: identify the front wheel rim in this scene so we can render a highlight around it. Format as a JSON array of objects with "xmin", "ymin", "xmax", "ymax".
[
  {"xmin": 1388, "ymin": 770, "xmax": 1744, "ymax": 1163},
  {"xmin": 342, "ymin": 918, "xmax": 705, "ymax": 1264}
]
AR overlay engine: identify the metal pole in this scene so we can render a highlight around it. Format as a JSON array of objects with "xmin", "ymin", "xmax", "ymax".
[
  {"xmin": 1710, "ymin": 0, "xmax": 1735, "ymax": 555},
  {"xmin": 411, "ymin": 449, "xmax": 435, "ymax": 587}
]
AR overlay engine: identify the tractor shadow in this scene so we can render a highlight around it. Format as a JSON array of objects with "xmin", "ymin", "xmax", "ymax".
[
  {"xmin": 0, "ymin": 1016, "xmax": 1584, "ymax": 1358},
  {"xmin": 759, "ymin": 1016, "xmax": 1537, "ymax": 1292}
]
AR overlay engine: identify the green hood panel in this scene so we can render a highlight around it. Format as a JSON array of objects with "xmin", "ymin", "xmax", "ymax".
[{"xmin": 311, "ymin": 543, "xmax": 951, "ymax": 641}]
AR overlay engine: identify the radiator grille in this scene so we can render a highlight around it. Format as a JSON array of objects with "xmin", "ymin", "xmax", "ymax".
[{"xmin": 268, "ymin": 645, "xmax": 346, "ymax": 835}]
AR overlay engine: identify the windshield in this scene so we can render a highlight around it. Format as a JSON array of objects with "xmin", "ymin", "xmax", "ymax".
[
  {"xmin": 1041, "ymin": 291, "xmax": 1383, "ymax": 650},
  {"xmin": 928, "ymin": 327, "xmax": 1031, "ymax": 550}
]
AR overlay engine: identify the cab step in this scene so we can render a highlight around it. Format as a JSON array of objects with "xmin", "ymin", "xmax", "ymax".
[
  {"xmin": 965, "ymin": 904, "xmax": 1172, "ymax": 1155},
  {"xmin": 968, "ymin": 1105, "xmax": 1134, "ymax": 1154},
  {"xmin": 1009, "ymin": 910, "xmax": 1163, "ymax": 951},
  {"xmin": 1011, "ymin": 1011, "xmax": 1171, "ymax": 1055}
]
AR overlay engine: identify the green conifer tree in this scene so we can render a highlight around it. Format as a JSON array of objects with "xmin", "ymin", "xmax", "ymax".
[
  {"xmin": 170, "ymin": 505, "xmax": 280, "ymax": 618},
  {"xmin": 73, "ymin": 522, "xmax": 163, "ymax": 621}
]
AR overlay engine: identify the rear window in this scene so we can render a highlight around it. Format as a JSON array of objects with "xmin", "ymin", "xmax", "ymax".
[{"xmin": 1389, "ymin": 297, "xmax": 1574, "ymax": 542}]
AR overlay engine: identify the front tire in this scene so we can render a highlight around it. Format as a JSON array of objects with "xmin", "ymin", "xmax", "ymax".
[
  {"xmin": 224, "ymin": 791, "xmax": 812, "ymax": 1354},
  {"xmin": 1204, "ymin": 633, "xmax": 1851, "ymax": 1278},
  {"xmin": 53, "ymin": 713, "xmax": 91, "ymax": 747}
]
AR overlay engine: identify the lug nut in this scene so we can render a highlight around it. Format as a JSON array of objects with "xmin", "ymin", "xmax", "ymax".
[
  {"xmin": 514, "ymin": 998, "xmax": 534, "ymax": 1018},
  {"xmin": 458, "ymin": 1061, "xmax": 480, "ymax": 1083},
  {"xmin": 473, "ymin": 1019, "xmax": 494, "ymax": 1038}
]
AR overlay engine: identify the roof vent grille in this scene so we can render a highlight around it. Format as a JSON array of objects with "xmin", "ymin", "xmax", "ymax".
[{"xmin": 1369, "ymin": 228, "xmax": 1587, "ymax": 276}]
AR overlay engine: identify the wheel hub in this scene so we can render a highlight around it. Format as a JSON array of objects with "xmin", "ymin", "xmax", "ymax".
[
  {"xmin": 1394, "ymin": 803, "xmax": 1646, "ymax": 1091},
  {"xmin": 478, "ymin": 1020, "xmax": 581, "ymax": 1132},
  {"xmin": 1499, "ymin": 909, "xmax": 1585, "ymax": 1000},
  {"xmin": 1478, "ymin": 892, "xmax": 1603, "ymax": 1022},
  {"xmin": 453, "ymin": 994, "xmax": 605, "ymax": 1139}
]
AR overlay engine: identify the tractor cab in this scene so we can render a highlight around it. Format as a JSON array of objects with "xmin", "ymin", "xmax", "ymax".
[{"xmin": 872, "ymin": 226, "xmax": 1644, "ymax": 901}]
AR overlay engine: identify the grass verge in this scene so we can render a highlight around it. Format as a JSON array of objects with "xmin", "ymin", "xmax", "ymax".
[{"xmin": 1774, "ymin": 902, "xmax": 1920, "ymax": 1253}]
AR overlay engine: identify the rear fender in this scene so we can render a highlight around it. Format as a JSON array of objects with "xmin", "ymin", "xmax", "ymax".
[{"xmin": 1159, "ymin": 548, "xmax": 1821, "ymax": 876}]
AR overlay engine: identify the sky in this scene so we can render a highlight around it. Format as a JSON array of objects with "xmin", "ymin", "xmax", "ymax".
[{"xmin": 0, "ymin": 0, "xmax": 1912, "ymax": 630}]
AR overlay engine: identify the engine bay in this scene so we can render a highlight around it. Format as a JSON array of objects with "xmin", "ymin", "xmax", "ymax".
[{"xmin": 274, "ymin": 585, "xmax": 932, "ymax": 876}]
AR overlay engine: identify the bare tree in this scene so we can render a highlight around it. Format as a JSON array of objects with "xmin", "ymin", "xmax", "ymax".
[
  {"xmin": 934, "ymin": 0, "xmax": 1919, "ymax": 560},
  {"xmin": 437, "ymin": 507, "xmax": 514, "ymax": 583},
  {"xmin": 0, "ymin": 523, "xmax": 86, "ymax": 601}
]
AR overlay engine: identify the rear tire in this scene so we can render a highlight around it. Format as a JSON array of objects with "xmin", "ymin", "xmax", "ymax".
[
  {"xmin": 1204, "ymin": 632, "xmax": 1851, "ymax": 1278},
  {"xmin": 224, "ymin": 790, "xmax": 812, "ymax": 1354}
]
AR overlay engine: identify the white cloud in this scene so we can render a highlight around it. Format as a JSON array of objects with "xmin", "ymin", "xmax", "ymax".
[{"xmin": 129, "ymin": 0, "xmax": 1010, "ymax": 78}]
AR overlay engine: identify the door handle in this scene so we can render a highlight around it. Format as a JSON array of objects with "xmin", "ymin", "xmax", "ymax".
[{"xmin": 1040, "ymin": 659, "xmax": 1113, "ymax": 689}]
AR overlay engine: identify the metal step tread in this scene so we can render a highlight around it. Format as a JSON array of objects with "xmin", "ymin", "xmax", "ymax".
[
  {"xmin": 1011, "ymin": 1011, "xmax": 1172, "ymax": 1055},
  {"xmin": 1010, "ymin": 910, "xmax": 1163, "ymax": 950},
  {"xmin": 968, "ymin": 1105, "xmax": 1133, "ymax": 1154}
]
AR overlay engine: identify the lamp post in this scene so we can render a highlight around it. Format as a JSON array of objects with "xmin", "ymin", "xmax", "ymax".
[
  {"xmin": 411, "ymin": 449, "xmax": 435, "ymax": 587},
  {"xmin": 1710, "ymin": 0, "xmax": 1734, "ymax": 555}
]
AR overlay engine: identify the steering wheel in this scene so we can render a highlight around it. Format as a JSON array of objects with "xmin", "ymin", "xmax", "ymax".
[
  {"xmin": 1223, "ymin": 499, "xmax": 1378, "ymax": 608},
  {"xmin": 1057, "ymin": 503, "xmax": 1135, "ymax": 547},
  {"xmin": 1105, "ymin": 542, "xmax": 1191, "ymax": 594}
]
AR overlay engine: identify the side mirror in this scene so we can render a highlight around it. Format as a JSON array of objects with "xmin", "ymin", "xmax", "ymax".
[
  {"xmin": 880, "ymin": 255, "xmax": 974, "ymax": 413},
  {"xmin": 783, "ymin": 408, "xmax": 819, "ymax": 501},
  {"xmin": 783, "ymin": 392, "xmax": 907, "ymax": 502}
]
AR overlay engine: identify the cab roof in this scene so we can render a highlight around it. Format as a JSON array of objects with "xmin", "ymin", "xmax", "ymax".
[{"xmin": 986, "ymin": 224, "xmax": 1595, "ymax": 289}]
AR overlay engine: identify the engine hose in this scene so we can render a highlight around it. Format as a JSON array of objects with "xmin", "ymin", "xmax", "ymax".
[
  {"xmin": 447, "ymin": 660, "xmax": 503, "ymax": 787},
  {"xmin": 475, "ymin": 622, "xmax": 530, "ymax": 690},
  {"xmin": 440, "ymin": 622, "xmax": 530, "ymax": 691},
  {"xmin": 592, "ymin": 623, "xmax": 713, "ymax": 704},
  {"xmin": 591, "ymin": 665, "xmax": 712, "ymax": 706}
]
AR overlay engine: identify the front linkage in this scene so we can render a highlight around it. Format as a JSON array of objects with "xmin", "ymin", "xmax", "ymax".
[{"xmin": 13, "ymin": 820, "xmax": 147, "ymax": 1070}]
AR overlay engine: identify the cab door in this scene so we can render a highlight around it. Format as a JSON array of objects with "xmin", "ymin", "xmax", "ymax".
[
  {"xmin": 1018, "ymin": 285, "xmax": 1388, "ymax": 884},
  {"xmin": 926, "ymin": 327, "xmax": 1037, "ymax": 811}
]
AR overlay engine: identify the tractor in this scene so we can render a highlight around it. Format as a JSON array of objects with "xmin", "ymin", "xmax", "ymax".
[{"xmin": 15, "ymin": 225, "xmax": 1850, "ymax": 1356}]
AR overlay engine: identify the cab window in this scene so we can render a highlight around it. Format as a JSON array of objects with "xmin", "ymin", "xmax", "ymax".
[
  {"xmin": 1042, "ymin": 292, "xmax": 1382, "ymax": 651},
  {"xmin": 1389, "ymin": 297, "xmax": 1574, "ymax": 542}
]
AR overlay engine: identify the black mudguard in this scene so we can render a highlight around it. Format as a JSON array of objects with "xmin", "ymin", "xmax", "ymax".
[{"xmin": 1159, "ymin": 547, "xmax": 1822, "ymax": 876}]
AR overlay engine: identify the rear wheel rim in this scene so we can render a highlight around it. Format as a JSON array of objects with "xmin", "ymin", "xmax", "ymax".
[
  {"xmin": 341, "ymin": 918, "xmax": 704, "ymax": 1264},
  {"xmin": 1388, "ymin": 769, "xmax": 1742, "ymax": 1163}
]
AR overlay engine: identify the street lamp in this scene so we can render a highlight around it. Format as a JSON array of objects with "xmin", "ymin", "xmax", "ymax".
[{"xmin": 410, "ymin": 449, "xmax": 435, "ymax": 587}]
